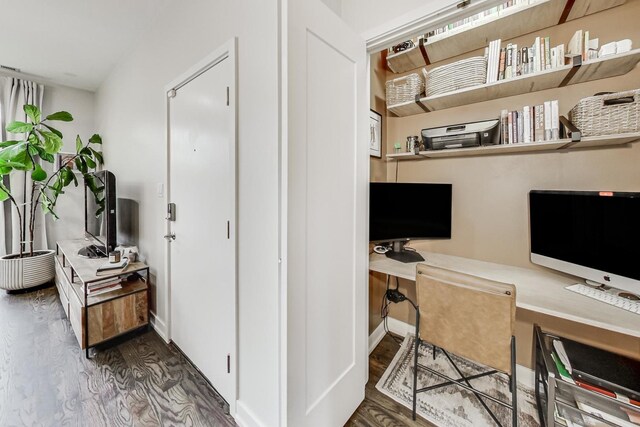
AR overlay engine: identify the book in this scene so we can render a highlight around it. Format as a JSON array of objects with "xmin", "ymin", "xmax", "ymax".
[
  {"xmin": 534, "ymin": 104, "xmax": 545, "ymax": 142},
  {"xmin": 508, "ymin": 111, "xmax": 514, "ymax": 144},
  {"xmin": 544, "ymin": 36, "xmax": 551, "ymax": 69},
  {"xmin": 498, "ymin": 48, "xmax": 507, "ymax": 80},
  {"xmin": 583, "ymin": 30, "xmax": 589, "ymax": 61},
  {"xmin": 85, "ymin": 277, "xmax": 121, "ymax": 291},
  {"xmin": 517, "ymin": 110, "xmax": 524, "ymax": 143},
  {"xmin": 550, "ymin": 47, "xmax": 557, "ymax": 69},
  {"xmin": 523, "ymin": 105, "xmax": 531, "ymax": 143},
  {"xmin": 556, "ymin": 44, "xmax": 565, "ymax": 67},
  {"xmin": 88, "ymin": 284, "xmax": 123, "ymax": 297},
  {"xmin": 551, "ymin": 100, "xmax": 560, "ymax": 140},
  {"xmin": 544, "ymin": 101, "xmax": 552, "ymax": 141},
  {"xmin": 500, "ymin": 109, "xmax": 509, "ymax": 144},
  {"xmin": 505, "ymin": 44, "xmax": 513, "ymax": 79},
  {"xmin": 97, "ymin": 257, "xmax": 130, "ymax": 274},
  {"xmin": 568, "ymin": 30, "xmax": 583, "ymax": 59},
  {"xmin": 534, "ymin": 37, "xmax": 542, "ymax": 73}
]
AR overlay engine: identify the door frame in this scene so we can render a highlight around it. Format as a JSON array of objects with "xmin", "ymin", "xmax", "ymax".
[{"xmin": 164, "ymin": 37, "xmax": 238, "ymax": 413}]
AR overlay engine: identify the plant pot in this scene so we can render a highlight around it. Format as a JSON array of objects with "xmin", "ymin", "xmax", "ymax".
[{"xmin": 0, "ymin": 250, "xmax": 55, "ymax": 291}]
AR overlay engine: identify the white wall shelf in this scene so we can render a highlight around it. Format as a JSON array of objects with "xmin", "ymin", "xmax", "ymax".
[
  {"xmin": 385, "ymin": 132, "xmax": 640, "ymax": 160},
  {"xmin": 386, "ymin": 0, "xmax": 626, "ymax": 73},
  {"xmin": 387, "ymin": 49, "xmax": 640, "ymax": 117}
]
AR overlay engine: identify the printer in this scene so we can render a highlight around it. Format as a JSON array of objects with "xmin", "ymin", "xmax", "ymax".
[{"xmin": 422, "ymin": 119, "xmax": 500, "ymax": 150}]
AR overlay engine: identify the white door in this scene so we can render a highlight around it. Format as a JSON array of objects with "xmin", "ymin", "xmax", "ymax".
[
  {"xmin": 168, "ymin": 46, "xmax": 236, "ymax": 411},
  {"xmin": 286, "ymin": 1, "xmax": 369, "ymax": 425}
]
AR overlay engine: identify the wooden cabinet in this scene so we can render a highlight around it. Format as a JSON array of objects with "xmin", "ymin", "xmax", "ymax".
[{"xmin": 54, "ymin": 239, "xmax": 150, "ymax": 356}]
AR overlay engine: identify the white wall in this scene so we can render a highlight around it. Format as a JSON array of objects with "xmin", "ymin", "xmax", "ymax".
[
  {"xmin": 341, "ymin": 0, "xmax": 432, "ymax": 35},
  {"xmin": 94, "ymin": 1, "xmax": 281, "ymax": 426},
  {"xmin": 41, "ymin": 84, "xmax": 96, "ymax": 248},
  {"xmin": 321, "ymin": 0, "xmax": 342, "ymax": 16}
]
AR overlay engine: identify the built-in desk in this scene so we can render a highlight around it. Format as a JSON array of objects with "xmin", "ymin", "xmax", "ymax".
[{"xmin": 370, "ymin": 251, "xmax": 639, "ymax": 339}]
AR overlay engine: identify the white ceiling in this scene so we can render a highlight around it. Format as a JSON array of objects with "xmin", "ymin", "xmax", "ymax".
[{"xmin": 0, "ymin": 0, "xmax": 173, "ymax": 91}]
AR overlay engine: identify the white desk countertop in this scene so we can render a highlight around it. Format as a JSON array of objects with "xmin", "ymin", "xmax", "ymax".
[{"xmin": 369, "ymin": 251, "xmax": 640, "ymax": 339}]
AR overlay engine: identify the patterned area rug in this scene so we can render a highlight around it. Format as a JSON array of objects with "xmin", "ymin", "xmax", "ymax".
[{"xmin": 376, "ymin": 334, "xmax": 540, "ymax": 427}]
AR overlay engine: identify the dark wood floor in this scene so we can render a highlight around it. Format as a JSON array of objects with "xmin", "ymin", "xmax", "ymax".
[
  {"xmin": 0, "ymin": 285, "xmax": 235, "ymax": 427},
  {"xmin": 346, "ymin": 334, "xmax": 435, "ymax": 427}
]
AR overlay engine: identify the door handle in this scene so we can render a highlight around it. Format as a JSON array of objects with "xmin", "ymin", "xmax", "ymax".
[{"xmin": 164, "ymin": 233, "xmax": 176, "ymax": 241}]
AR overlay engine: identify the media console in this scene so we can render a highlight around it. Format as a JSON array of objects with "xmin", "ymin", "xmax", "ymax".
[{"xmin": 55, "ymin": 239, "xmax": 150, "ymax": 357}]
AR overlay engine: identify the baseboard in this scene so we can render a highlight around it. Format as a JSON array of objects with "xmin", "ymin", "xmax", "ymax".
[
  {"xmin": 150, "ymin": 312, "xmax": 169, "ymax": 343},
  {"xmin": 235, "ymin": 401, "xmax": 267, "ymax": 427},
  {"xmin": 369, "ymin": 321, "xmax": 386, "ymax": 354},
  {"xmin": 368, "ymin": 317, "xmax": 536, "ymax": 389}
]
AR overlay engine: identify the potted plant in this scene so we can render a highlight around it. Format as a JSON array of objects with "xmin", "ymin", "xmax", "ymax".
[{"xmin": 0, "ymin": 105, "xmax": 103, "ymax": 292}]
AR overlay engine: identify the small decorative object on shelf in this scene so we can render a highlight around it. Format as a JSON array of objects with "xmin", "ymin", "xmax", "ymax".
[
  {"xmin": 570, "ymin": 89, "xmax": 640, "ymax": 137},
  {"xmin": 406, "ymin": 135, "xmax": 419, "ymax": 153},
  {"xmin": 392, "ymin": 40, "xmax": 414, "ymax": 53}
]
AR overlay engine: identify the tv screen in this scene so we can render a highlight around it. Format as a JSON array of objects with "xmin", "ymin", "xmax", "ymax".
[
  {"xmin": 84, "ymin": 170, "xmax": 117, "ymax": 254},
  {"xmin": 369, "ymin": 182, "xmax": 452, "ymax": 242},
  {"xmin": 530, "ymin": 190, "xmax": 640, "ymax": 292}
]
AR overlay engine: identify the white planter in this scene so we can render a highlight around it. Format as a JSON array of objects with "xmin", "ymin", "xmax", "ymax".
[{"xmin": 0, "ymin": 250, "xmax": 55, "ymax": 291}]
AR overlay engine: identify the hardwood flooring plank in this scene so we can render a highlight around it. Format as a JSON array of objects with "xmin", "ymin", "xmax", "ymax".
[{"xmin": 0, "ymin": 287, "xmax": 234, "ymax": 427}]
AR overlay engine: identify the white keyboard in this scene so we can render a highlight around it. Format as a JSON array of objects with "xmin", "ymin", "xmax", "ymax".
[{"xmin": 566, "ymin": 284, "xmax": 640, "ymax": 315}]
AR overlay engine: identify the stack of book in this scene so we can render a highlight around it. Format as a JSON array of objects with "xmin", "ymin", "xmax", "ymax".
[
  {"xmin": 85, "ymin": 277, "xmax": 122, "ymax": 296},
  {"xmin": 486, "ymin": 36, "xmax": 566, "ymax": 82},
  {"xmin": 424, "ymin": 0, "xmax": 532, "ymax": 40},
  {"xmin": 500, "ymin": 100, "xmax": 559, "ymax": 144}
]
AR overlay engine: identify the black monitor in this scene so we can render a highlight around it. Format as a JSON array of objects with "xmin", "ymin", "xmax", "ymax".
[
  {"xmin": 79, "ymin": 170, "xmax": 117, "ymax": 258},
  {"xmin": 530, "ymin": 190, "xmax": 640, "ymax": 295},
  {"xmin": 370, "ymin": 182, "xmax": 452, "ymax": 263}
]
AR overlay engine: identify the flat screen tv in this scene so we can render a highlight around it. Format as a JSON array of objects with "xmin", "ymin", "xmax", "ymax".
[
  {"xmin": 370, "ymin": 182, "xmax": 452, "ymax": 262},
  {"xmin": 79, "ymin": 170, "xmax": 117, "ymax": 258},
  {"xmin": 529, "ymin": 190, "xmax": 640, "ymax": 294}
]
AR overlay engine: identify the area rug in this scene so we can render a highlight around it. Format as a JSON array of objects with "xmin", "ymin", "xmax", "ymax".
[{"xmin": 376, "ymin": 334, "xmax": 540, "ymax": 427}]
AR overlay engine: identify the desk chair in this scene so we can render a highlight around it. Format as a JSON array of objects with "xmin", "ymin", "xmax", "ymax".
[{"xmin": 412, "ymin": 264, "xmax": 518, "ymax": 427}]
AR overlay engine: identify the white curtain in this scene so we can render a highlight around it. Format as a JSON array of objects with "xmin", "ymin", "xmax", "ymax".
[{"xmin": 0, "ymin": 77, "xmax": 46, "ymax": 256}]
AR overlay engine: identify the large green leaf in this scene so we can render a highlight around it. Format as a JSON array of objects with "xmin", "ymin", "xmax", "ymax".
[
  {"xmin": 0, "ymin": 187, "xmax": 8, "ymax": 202},
  {"xmin": 31, "ymin": 163, "xmax": 47, "ymax": 181},
  {"xmin": 0, "ymin": 141, "xmax": 28, "ymax": 161},
  {"xmin": 76, "ymin": 135, "xmax": 83, "ymax": 153},
  {"xmin": 6, "ymin": 121, "xmax": 33, "ymax": 134},
  {"xmin": 84, "ymin": 156, "xmax": 96, "ymax": 169},
  {"xmin": 89, "ymin": 147, "xmax": 104, "ymax": 164},
  {"xmin": 42, "ymin": 124, "xmax": 63, "ymax": 138},
  {"xmin": 2, "ymin": 147, "xmax": 33, "ymax": 171},
  {"xmin": 89, "ymin": 134, "xmax": 102, "ymax": 145},
  {"xmin": 24, "ymin": 105, "xmax": 41, "ymax": 124},
  {"xmin": 34, "ymin": 146, "xmax": 55, "ymax": 163},
  {"xmin": 0, "ymin": 140, "xmax": 21, "ymax": 149},
  {"xmin": 41, "ymin": 131, "xmax": 63, "ymax": 154},
  {"xmin": 45, "ymin": 111, "xmax": 73, "ymax": 122}
]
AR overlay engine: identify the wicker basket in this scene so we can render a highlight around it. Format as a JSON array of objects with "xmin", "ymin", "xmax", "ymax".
[
  {"xmin": 570, "ymin": 89, "xmax": 640, "ymax": 137},
  {"xmin": 386, "ymin": 73, "xmax": 424, "ymax": 107},
  {"xmin": 423, "ymin": 56, "xmax": 487, "ymax": 97}
]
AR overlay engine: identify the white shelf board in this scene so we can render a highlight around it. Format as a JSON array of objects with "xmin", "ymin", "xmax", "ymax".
[
  {"xmin": 385, "ymin": 133, "xmax": 640, "ymax": 160},
  {"xmin": 386, "ymin": 44, "xmax": 426, "ymax": 74},
  {"xmin": 385, "ymin": 49, "xmax": 640, "ymax": 117},
  {"xmin": 386, "ymin": 0, "xmax": 626, "ymax": 71}
]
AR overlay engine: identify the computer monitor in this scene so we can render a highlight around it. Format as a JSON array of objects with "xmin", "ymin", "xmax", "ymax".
[
  {"xmin": 370, "ymin": 182, "xmax": 452, "ymax": 263},
  {"xmin": 529, "ymin": 190, "xmax": 640, "ymax": 294},
  {"xmin": 79, "ymin": 170, "xmax": 117, "ymax": 258}
]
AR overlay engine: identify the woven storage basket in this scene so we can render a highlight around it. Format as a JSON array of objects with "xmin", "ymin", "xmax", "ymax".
[
  {"xmin": 570, "ymin": 89, "xmax": 640, "ymax": 137},
  {"xmin": 386, "ymin": 73, "xmax": 424, "ymax": 107},
  {"xmin": 423, "ymin": 56, "xmax": 487, "ymax": 97}
]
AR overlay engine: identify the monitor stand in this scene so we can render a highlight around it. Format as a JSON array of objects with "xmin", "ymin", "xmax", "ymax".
[
  {"xmin": 385, "ymin": 241, "xmax": 425, "ymax": 263},
  {"xmin": 78, "ymin": 244, "xmax": 107, "ymax": 259}
]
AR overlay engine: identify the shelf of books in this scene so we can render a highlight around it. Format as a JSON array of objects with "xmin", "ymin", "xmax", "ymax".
[
  {"xmin": 385, "ymin": 132, "xmax": 640, "ymax": 161},
  {"xmin": 386, "ymin": 0, "xmax": 625, "ymax": 73},
  {"xmin": 387, "ymin": 49, "xmax": 640, "ymax": 117}
]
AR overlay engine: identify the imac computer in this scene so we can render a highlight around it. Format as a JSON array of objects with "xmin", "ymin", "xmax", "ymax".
[
  {"xmin": 369, "ymin": 182, "xmax": 452, "ymax": 263},
  {"xmin": 529, "ymin": 190, "xmax": 640, "ymax": 296}
]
